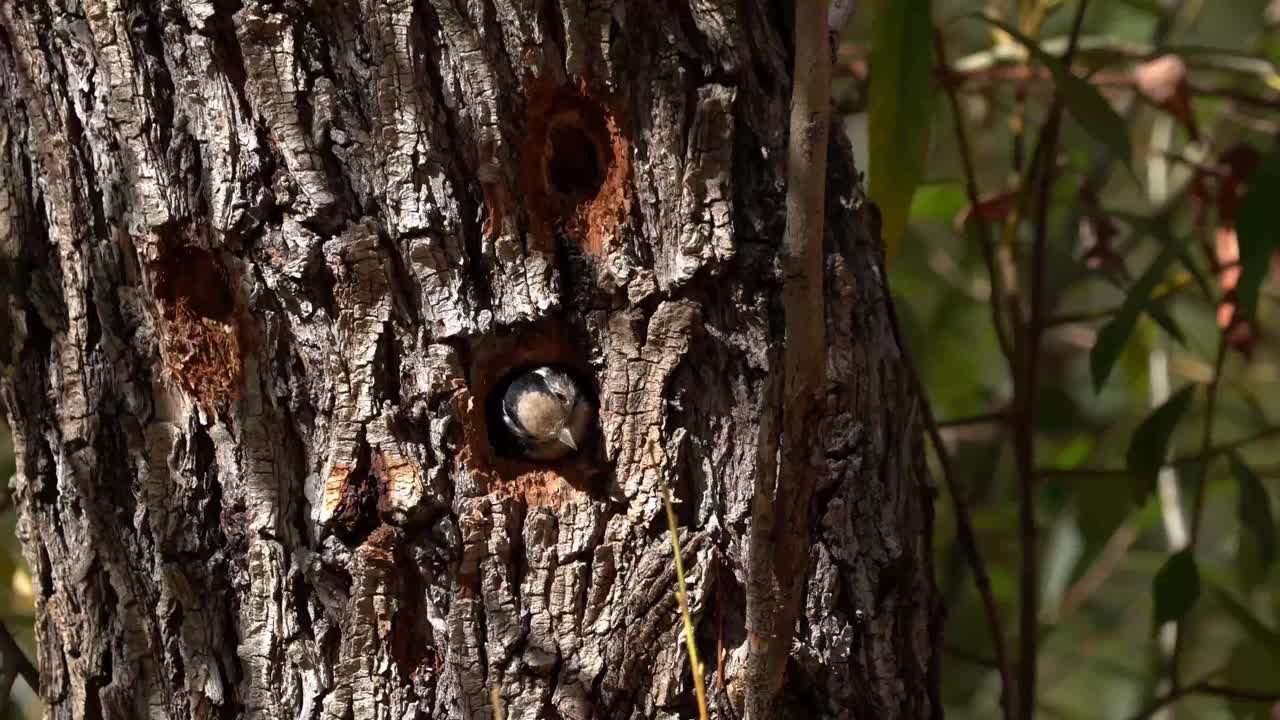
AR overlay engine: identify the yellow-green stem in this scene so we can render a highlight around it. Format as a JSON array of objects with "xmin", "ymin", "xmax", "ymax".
[
  {"xmin": 662, "ymin": 486, "xmax": 709, "ymax": 720},
  {"xmin": 491, "ymin": 686, "xmax": 505, "ymax": 720}
]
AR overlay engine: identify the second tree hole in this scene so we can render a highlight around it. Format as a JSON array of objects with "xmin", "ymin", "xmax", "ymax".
[
  {"xmin": 153, "ymin": 246, "xmax": 235, "ymax": 322},
  {"xmin": 547, "ymin": 122, "xmax": 604, "ymax": 199},
  {"xmin": 543, "ymin": 104, "xmax": 610, "ymax": 203}
]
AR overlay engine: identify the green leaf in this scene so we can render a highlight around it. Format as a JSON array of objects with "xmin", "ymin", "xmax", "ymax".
[
  {"xmin": 869, "ymin": 0, "xmax": 935, "ymax": 259},
  {"xmin": 1152, "ymin": 549, "xmax": 1200, "ymax": 628},
  {"xmin": 1145, "ymin": 303, "xmax": 1186, "ymax": 345},
  {"xmin": 1229, "ymin": 452, "xmax": 1277, "ymax": 574},
  {"xmin": 1175, "ymin": 244, "xmax": 1215, "ymax": 300},
  {"xmin": 909, "ymin": 182, "xmax": 967, "ymax": 224},
  {"xmin": 1091, "ymin": 221, "xmax": 1188, "ymax": 391},
  {"xmin": 1127, "ymin": 384, "xmax": 1195, "ymax": 477},
  {"xmin": 1215, "ymin": 585, "xmax": 1280, "ymax": 661},
  {"xmin": 973, "ymin": 14, "xmax": 1133, "ymax": 176},
  {"xmin": 1235, "ymin": 145, "xmax": 1280, "ymax": 319},
  {"xmin": 1115, "ymin": 0, "xmax": 1173, "ymax": 15},
  {"xmin": 1223, "ymin": 641, "xmax": 1280, "ymax": 720},
  {"xmin": 1075, "ymin": 472, "xmax": 1132, "ymax": 544}
]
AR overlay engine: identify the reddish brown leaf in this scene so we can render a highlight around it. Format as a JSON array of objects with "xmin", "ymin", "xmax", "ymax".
[
  {"xmin": 1210, "ymin": 145, "xmax": 1267, "ymax": 355},
  {"xmin": 1133, "ymin": 55, "xmax": 1199, "ymax": 140},
  {"xmin": 1134, "ymin": 55, "xmax": 1186, "ymax": 105},
  {"xmin": 955, "ymin": 188, "xmax": 1020, "ymax": 229},
  {"xmin": 1218, "ymin": 144, "xmax": 1262, "ymax": 222}
]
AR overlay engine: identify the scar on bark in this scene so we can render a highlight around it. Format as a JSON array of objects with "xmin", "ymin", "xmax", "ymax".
[
  {"xmin": 325, "ymin": 439, "xmax": 382, "ymax": 543},
  {"xmin": 517, "ymin": 77, "xmax": 631, "ymax": 257},
  {"xmin": 151, "ymin": 243, "xmax": 242, "ymax": 408},
  {"xmin": 322, "ymin": 442, "xmax": 425, "ymax": 543},
  {"xmin": 457, "ymin": 318, "xmax": 601, "ymax": 507}
]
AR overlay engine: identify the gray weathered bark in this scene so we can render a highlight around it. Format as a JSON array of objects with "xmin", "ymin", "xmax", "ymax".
[{"xmin": 0, "ymin": 0, "xmax": 939, "ymax": 717}]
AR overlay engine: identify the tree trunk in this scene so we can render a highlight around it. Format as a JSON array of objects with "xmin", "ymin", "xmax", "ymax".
[{"xmin": 0, "ymin": 0, "xmax": 939, "ymax": 717}]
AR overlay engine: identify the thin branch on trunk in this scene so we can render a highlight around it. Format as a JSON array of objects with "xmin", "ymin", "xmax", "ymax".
[{"xmin": 744, "ymin": 1, "xmax": 831, "ymax": 716}]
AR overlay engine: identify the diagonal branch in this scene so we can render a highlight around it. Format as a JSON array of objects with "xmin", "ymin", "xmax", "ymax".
[
  {"xmin": 1128, "ymin": 680, "xmax": 1280, "ymax": 720},
  {"xmin": 881, "ymin": 281, "xmax": 1016, "ymax": 720},
  {"xmin": 934, "ymin": 30, "xmax": 1016, "ymax": 365},
  {"xmin": 0, "ymin": 619, "xmax": 37, "ymax": 697}
]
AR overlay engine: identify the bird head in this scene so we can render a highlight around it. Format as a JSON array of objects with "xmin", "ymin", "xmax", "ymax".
[{"xmin": 501, "ymin": 366, "xmax": 594, "ymax": 460}]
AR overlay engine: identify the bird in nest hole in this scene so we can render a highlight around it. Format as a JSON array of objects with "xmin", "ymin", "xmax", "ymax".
[{"xmin": 501, "ymin": 366, "xmax": 594, "ymax": 461}]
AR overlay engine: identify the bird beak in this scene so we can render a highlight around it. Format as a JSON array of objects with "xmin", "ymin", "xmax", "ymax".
[{"xmin": 558, "ymin": 427, "xmax": 578, "ymax": 451}]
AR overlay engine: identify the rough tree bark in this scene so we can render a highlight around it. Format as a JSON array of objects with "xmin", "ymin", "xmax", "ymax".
[{"xmin": 0, "ymin": 0, "xmax": 939, "ymax": 717}]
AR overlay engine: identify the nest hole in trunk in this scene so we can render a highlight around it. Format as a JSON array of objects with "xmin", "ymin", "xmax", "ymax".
[
  {"xmin": 151, "ymin": 243, "xmax": 242, "ymax": 408},
  {"xmin": 520, "ymin": 79, "xmax": 631, "ymax": 258},
  {"xmin": 459, "ymin": 318, "xmax": 603, "ymax": 507}
]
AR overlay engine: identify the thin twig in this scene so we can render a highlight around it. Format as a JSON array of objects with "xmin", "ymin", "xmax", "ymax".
[
  {"xmin": 935, "ymin": 30, "xmax": 1016, "ymax": 364},
  {"xmin": 924, "ymin": 382, "xmax": 1017, "ymax": 720},
  {"xmin": 946, "ymin": 644, "xmax": 1000, "ymax": 669},
  {"xmin": 938, "ymin": 410, "xmax": 1009, "ymax": 429},
  {"xmin": 662, "ymin": 487, "xmax": 709, "ymax": 720},
  {"xmin": 934, "ymin": 23, "xmax": 1021, "ymax": 720},
  {"xmin": 927, "ymin": 64, "xmax": 1280, "ymax": 111},
  {"xmin": 1188, "ymin": 337, "xmax": 1228, "ymax": 544},
  {"xmin": 880, "ymin": 255, "xmax": 1015, "ymax": 720},
  {"xmin": 1011, "ymin": 5, "xmax": 1092, "ymax": 718},
  {"xmin": 1173, "ymin": 424, "xmax": 1280, "ymax": 465},
  {"xmin": 1048, "ymin": 521, "xmax": 1139, "ymax": 623},
  {"xmin": 949, "ymin": 33, "xmax": 1279, "ymax": 81},
  {"xmin": 1169, "ymin": 335, "xmax": 1228, "ymax": 687},
  {"xmin": 1128, "ymin": 680, "xmax": 1280, "ymax": 720},
  {"xmin": 1044, "ymin": 274, "xmax": 1200, "ymax": 328},
  {"xmin": 1037, "ymin": 424, "xmax": 1280, "ymax": 478}
]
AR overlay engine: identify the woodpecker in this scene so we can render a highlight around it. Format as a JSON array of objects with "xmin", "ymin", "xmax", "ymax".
[{"xmin": 500, "ymin": 366, "xmax": 594, "ymax": 461}]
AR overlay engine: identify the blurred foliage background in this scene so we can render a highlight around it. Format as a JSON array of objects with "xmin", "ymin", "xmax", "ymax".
[
  {"xmin": 3, "ymin": 0, "xmax": 1280, "ymax": 718},
  {"xmin": 842, "ymin": 0, "xmax": 1280, "ymax": 718}
]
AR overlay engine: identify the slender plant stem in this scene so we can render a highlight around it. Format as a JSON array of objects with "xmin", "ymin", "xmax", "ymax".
[
  {"xmin": 1037, "ymin": 424, "xmax": 1280, "ymax": 479},
  {"xmin": 948, "ymin": 34, "xmax": 1274, "ymax": 81},
  {"xmin": 1049, "ymin": 521, "xmax": 1140, "ymax": 624},
  {"xmin": 1044, "ymin": 274, "xmax": 1199, "ymax": 328},
  {"xmin": 1171, "ymin": 425, "xmax": 1280, "ymax": 465},
  {"xmin": 1011, "ymin": 4, "xmax": 1091, "ymax": 718},
  {"xmin": 928, "ymin": 64, "xmax": 1280, "ymax": 112},
  {"xmin": 935, "ymin": 29, "xmax": 1016, "ymax": 365},
  {"xmin": 938, "ymin": 410, "xmax": 1009, "ymax": 429},
  {"xmin": 1128, "ymin": 680, "xmax": 1280, "ymax": 720},
  {"xmin": 663, "ymin": 487, "xmax": 709, "ymax": 720},
  {"xmin": 1017, "ymin": 96, "xmax": 1064, "ymax": 720},
  {"xmin": 1189, "ymin": 337, "xmax": 1228, "ymax": 543},
  {"xmin": 927, "ymin": 395, "xmax": 1018, "ymax": 720},
  {"xmin": 946, "ymin": 644, "xmax": 1001, "ymax": 669},
  {"xmin": 1169, "ymin": 335, "xmax": 1228, "ymax": 688},
  {"xmin": 880, "ymin": 268, "xmax": 1015, "ymax": 720},
  {"xmin": 491, "ymin": 687, "xmax": 506, "ymax": 720}
]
